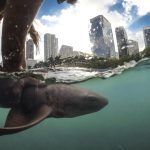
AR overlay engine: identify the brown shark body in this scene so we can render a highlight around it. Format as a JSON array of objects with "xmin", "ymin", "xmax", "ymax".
[{"xmin": 0, "ymin": 77, "xmax": 108, "ymax": 136}]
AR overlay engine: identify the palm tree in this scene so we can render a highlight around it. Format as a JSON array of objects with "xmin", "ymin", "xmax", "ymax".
[
  {"xmin": 1, "ymin": 0, "xmax": 43, "ymax": 72},
  {"xmin": 54, "ymin": 55, "xmax": 62, "ymax": 66},
  {"xmin": 34, "ymin": 61, "xmax": 44, "ymax": 68},
  {"xmin": 0, "ymin": 0, "xmax": 77, "ymax": 72},
  {"xmin": 142, "ymin": 47, "xmax": 150, "ymax": 57},
  {"xmin": 47, "ymin": 56, "xmax": 55, "ymax": 69},
  {"xmin": 63, "ymin": 57, "xmax": 73, "ymax": 66}
]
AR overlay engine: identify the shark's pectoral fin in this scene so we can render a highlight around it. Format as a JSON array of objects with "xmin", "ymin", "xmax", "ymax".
[{"xmin": 0, "ymin": 105, "xmax": 52, "ymax": 136}]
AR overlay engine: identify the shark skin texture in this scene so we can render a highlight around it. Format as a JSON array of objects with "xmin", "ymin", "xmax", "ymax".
[{"xmin": 0, "ymin": 77, "xmax": 108, "ymax": 136}]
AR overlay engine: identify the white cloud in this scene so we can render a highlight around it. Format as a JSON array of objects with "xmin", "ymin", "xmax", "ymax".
[
  {"xmin": 0, "ymin": 0, "xmax": 148, "ymax": 61},
  {"xmin": 122, "ymin": 1, "xmax": 134, "ymax": 23},
  {"xmin": 41, "ymin": 15, "xmax": 58, "ymax": 22},
  {"xmin": 35, "ymin": 0, "xmax": 131, "ymax": 60},
  {"xmin": 127, "ymin": 29, "xmax": 145, "ymax": 51},
  {"xmin": 123, "ymin": 0, "xmax": 150, "ymax": 16}
]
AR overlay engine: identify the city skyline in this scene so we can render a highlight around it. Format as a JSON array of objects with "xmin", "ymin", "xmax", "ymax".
[
  {"xmin": 0, "ymin": 0, "xmax": 150, "ymax": 61},
  {"xmin": 32, "ymin": 0, "xmax": 150, "ymax": 61},
  {"xmin": 27, "ymin": 20, "xmax": 141, "ymax": 61},
  {"xmin": 29, "ymin": 16, "xmax": 149, "ymax": 60}
]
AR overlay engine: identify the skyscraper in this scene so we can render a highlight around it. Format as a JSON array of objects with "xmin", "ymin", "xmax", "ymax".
[
  {"xmin": 127, "ymin": 40, "xmax": 139, "ymax": 55},
  {"xmin": 115, "ymin": 26, "xmax": 128, "ymax": 58},
  {"xmin": 89, "ymin": 15, "xmax": 115, "ymax": 58},
  {"xmin": 44, "ymin": 33, "xmax": 58, "ymax": 61},
  {"xmin": 26, "ymin": 39, "xmax": 34, "ymax": 59},
  {"xmin": 59, "ymin": 45, "xmax": 73, "ymax": 58},
  {"xmin": 143, "ymin": 26, "xmax": 150, "ymax": 48}
]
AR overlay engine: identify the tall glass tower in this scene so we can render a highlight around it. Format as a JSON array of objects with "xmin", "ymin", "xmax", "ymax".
[
  {"xmin": 143, "ymin": 27, "xmax": 150, "ymax": 48},
  {"xmin": 115, "ymin": 26, "xmax": 128, "ymax": 58},
  {"xmin": 89, "ymin": 15, "xmax": 115, "ymax": 58},
  {"xmin": 59, "ymin": 45, "xmax": 73, "ymax": 58},
  {"xmin": 127, "ymin": 40, "xmax": 139, "ymax": 55}
]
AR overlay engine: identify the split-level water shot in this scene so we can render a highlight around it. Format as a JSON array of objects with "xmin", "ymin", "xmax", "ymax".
[{"xmin": 0, "ymin": 0, "xmax": 150, "ymax": 150}]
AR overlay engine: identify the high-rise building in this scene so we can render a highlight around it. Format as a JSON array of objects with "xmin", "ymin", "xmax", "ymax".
[
  {"xmin": 143, "ymin": 26, "xmax": 150, "ymax": 48},
  {"xmin": 127, "ymin": 40, "xmax": 139, "ymax": 55},
  {"xmin": 59, "ymin": 45, "xmax": 73, "ymax": 58},
  {"xmin": 89, "ymin": 15, "xmax": 115, "ymax": 58},
  {"xmin": 115, "ymin": 26, "xmax": 128, "ymax": 58},
  {"xmin": 72, "ymin": 51, "xmax": 80, "ymax": 57},
  {"xmin": 44, "ymin": 33, "xmax": 58, "ymax": 61},
  {"xmin": 26, "ymin": 39, "xmax": 34, "ymax": 59}
]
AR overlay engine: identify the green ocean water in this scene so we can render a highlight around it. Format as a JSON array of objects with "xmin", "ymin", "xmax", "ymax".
[{"xmin": 0, "ymin": 60, "xmax": 150, "ymax": 150}]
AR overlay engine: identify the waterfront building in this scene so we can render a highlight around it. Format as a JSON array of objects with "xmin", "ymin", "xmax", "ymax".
[
  {"xmin": 114, "ymin": 52, "xmax": 119, "ymax": 59},
  {"xmin": 72, "ymin": 51, "xmax": 93, "ymax": 58},
  {"xmin": 143, "ymin": 26, "xmax": 150, "ymax": 48},
  {"xmin": 115, "ymin": 26, "xmax": 128, "ymax": 58},
  {"xmin": 127, "ymin": 40, "xmax": 139, "ymax": 55},
  {"xmin": 26, "ymin": 39, "xmax": 34, "ymax": 59},
  {"xmin": 59, "ymin": 45, "xmax": 73, "ymax": 58},
  {"xmin": 89, "ymin": 15, "xmax": 115, "ymax": 58},
  {"xmin": 26, "ymin": 59, "xmax": 37, "ymax": 68},
  {"xmin": 44, "ymin": 33, "xmax": 58, "ymax": 61},
  {"xmin": 72, "ymin": 51, "xmax": 80, "ymax": 57}
]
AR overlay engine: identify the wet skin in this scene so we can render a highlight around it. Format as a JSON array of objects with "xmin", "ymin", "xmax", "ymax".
[{"xmin": 1, "ymin": 0, "xmax": 77, "ymax": 72}]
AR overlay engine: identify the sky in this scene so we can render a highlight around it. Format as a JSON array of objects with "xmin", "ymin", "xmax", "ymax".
[{"xmin": 0, "ymin": 0, "xmax": 150, "ymax": 61}]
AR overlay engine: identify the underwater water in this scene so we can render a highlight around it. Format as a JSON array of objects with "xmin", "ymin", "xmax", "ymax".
[{"xmin": 0, "ymin": 59, "xmax": 150, "ymax": 150}]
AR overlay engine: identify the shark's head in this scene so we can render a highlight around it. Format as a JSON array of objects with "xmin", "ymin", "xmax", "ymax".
[
  {"xmin": 0, "ymin": 79, "xmax": 108, "ymax": 136},
  {"xmin": 47, "ymin": 84, "xmax": 108, "ymax": 118}
]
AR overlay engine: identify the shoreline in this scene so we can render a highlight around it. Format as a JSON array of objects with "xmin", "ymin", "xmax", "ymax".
[{"xmin": 0, "ymin": 57, "xmax": 149, "ymax": 84}]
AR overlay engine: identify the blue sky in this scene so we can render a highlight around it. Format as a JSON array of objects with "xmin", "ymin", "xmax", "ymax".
[
  {"xmin": 129, "ymin": 13, "xmax": 150, "ymax": 31},
  {"xmin": 108, "ymin": 0, "xmax": 150, "ymax": 31},
  {"xmin": 109, "ymin": 0, "xmax": 125, "ymax": 14},
  {"xmin": 38, "ymin": 0, "xmax": 67, "ymax": 17},
  {"xmin": 38, "ymin": 0, "xmax": 150, "ymax": 31},
  {"xmin": 1, "ymin": 0, "xmax": 149, "ymax": 61},
  {"xmin": 33, "ymin": 0, "xmax": 150, "ymax": 60}
]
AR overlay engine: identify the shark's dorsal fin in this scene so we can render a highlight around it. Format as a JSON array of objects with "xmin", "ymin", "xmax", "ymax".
[{"xmin": 0, "ymin": 105, "xmax": 51, "ymax": 136}]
